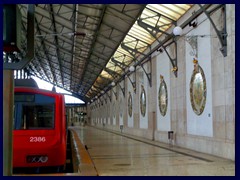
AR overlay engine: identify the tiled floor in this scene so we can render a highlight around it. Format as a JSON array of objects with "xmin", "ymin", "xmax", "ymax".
[{"xmin": 72, "ymin": 126, "xmax": 235, "ymax": 176}]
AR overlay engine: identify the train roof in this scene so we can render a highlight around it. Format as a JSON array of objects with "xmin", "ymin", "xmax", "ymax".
[
  {"xmin": 14, "ymin": 78, "xmax": 39, "ymax": 88},
  {"xmin": 15, "ymin": 87, "xmax": 64, "ymax": 100},
  {"xmin": 14, "ymin": 79, "xmax": 65, "ymax": 100}
]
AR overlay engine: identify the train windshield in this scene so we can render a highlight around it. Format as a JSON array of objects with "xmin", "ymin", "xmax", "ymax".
[{"xmin": 14, "ymin": 93, "xmax": 55, "ymax": 130}]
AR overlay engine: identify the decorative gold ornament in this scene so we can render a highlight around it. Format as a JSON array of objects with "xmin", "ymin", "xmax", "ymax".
[
  {"xmin": 171, "ymin": 66, "xmax": 178, "ymax": 72},
  {"xmin": 193, "ymin": 58, "xmax": 198, "ymax": 64},
  {"xmin": 193, "ymin": 58, "xmax": 199, "ymax": 72},
  {"xmin": 160, "ymin": 75, "xmax": 164, "ymax": 81}
]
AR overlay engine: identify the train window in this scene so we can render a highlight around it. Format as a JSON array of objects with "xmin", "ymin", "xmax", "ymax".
[
  {"xmin": 14, "ymin": 93, "xmax": 56, "ymax": 130},
  {"xmin": 14, "ymin": 104, "xmax": 54, "ymax": 130},
  {"xmin": 15, "ymin": 94, "xmax": 35, "ymax": 102}
]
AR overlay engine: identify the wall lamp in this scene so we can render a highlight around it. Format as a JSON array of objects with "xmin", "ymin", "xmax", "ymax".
[
  {"xmin": 173, "ymin": 26, "xmax": 183, "ymax": 36},
  {"xmin": 111, "ymin": 81, "xmax": 116, "ymax": 87},
  {"xmin": 129, "ymin": 65, "xmax": 135, "ymax": 72}
]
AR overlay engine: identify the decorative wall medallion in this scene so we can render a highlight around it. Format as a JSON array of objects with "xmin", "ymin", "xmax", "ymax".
[
  {"xmin": 128, "ymin": 92, "xmax": 132, "ymax": 117},
  {"xmin": 140, "ymin": 85, "xmax": 146, "ymax": 117},
  {"xmin": 190, "ymin": 59, "xmax": 207, "ymax": 115},
  {"xmin": 158, "ymin": 75, "xmax": 168, "ymax": 116},
  {"xmin": 113, "ymin": 102, "xmax": 116, "ymax": 118},
  {"xmin": 120, "ymin": 98, "xmax": 123, "ymax": 117}
]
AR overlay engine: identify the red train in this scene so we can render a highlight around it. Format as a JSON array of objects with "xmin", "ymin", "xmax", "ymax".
[{"xmin": 13, "ymin": 79, "xmax": 67, "ymax": 173}]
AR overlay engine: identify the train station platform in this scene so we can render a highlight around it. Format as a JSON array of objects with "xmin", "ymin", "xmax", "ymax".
[{"xmin": 69, "ymin": 125, "xmax": 235, "ymax": 176}]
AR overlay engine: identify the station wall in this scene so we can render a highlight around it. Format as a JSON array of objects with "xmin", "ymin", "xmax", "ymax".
[{"xmin": 88, "ymin": 4, "xmax": 235, "ymax": 160}]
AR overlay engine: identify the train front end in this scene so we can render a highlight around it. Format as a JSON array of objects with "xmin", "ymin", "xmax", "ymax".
[{"xmin": 13, "ymin": 87, "xmax": 66, "ymax": 169}]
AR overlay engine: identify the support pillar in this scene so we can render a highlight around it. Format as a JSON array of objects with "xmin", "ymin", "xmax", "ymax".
[{"xmin": 3, "ymin": 70, "xmax": 14, "ymax": 176}]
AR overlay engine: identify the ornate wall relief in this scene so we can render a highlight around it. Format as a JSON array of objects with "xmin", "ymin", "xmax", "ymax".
[
  {"xmin": 115, "ymin": 89, "xmax": 118, "ymax": 100},
  {"xmin": 119, "ymin": 98, "xmax": 123, "ymax": 118},
  {"xmin": 113, "ymin": 101, "xmax": 116, "ymax": 119},
  {"xmin": 128, "ymin": 92, "xmax": 132, "ymax": 117},
  {"xmin": 140, "ymin": 85, "xmax": 146, "ymax": 117},
  {"xmin": 190, "ymin": 59, "xmax": 207, "ymax": 115},
  {"xmin": 158, "ymin": 75, "xmax": 168, "ymax": 116}
]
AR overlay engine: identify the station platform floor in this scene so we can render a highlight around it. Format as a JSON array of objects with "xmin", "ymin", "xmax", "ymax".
[{"xmin": 70, "ymin": 125, "xmax": 235, "ymax": 176}]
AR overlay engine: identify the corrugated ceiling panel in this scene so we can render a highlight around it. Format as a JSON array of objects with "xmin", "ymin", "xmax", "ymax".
[{"xmin": 101, "ymin": 4, "xmax": 192, "ymax": 85}]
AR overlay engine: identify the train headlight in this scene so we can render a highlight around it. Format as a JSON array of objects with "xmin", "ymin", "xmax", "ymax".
[
  {"xmin": 26, "ymin": 155, "xmax": 48, "ymax": 163},
  {"xmin": 40, "ymin": 156, "xmax": 48, "ymax": 163}
]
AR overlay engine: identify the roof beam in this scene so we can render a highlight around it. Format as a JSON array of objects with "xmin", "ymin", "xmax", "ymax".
[
  {"xmin": 48, "ymin": 4, "xmax": 64, "ymax": 87},
  {"xmin": 35, "ymin": 17, "xmax": 57, "ymax": 84},
  {"xmin": 121, "ymin": 41, "xmax": 147, "ymax": 58},
  {"xmin": 104, "ymin": 67, "xmax": 122, "ymax": 79},
  {"xmin": 85, "ymin": 5, "xmax": 147, "ymax": 100},
  {"xmin": 71, "ymin": 4, "xmax": 78, "ymax": 93},
  {"xmin": 77, "ymin": 5, "xmax": 108, "ymax": 93}
]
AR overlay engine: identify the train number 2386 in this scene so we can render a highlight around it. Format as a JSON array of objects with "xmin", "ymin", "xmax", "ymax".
[{"xmin": 30, "ymin": 137, "xmax": 46, "ymax": 142}]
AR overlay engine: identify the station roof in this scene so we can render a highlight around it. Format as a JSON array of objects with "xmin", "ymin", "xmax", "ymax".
[{"xmin": 10, "ymin": 4, "xmax": 192, "ymax": 102}]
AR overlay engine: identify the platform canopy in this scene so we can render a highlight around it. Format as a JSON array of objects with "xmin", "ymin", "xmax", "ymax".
[{"xmin": 3, "ymin": 4, "xmax": 192, "ymax": 102}]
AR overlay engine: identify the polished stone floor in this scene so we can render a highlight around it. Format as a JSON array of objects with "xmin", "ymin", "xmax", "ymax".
[{"xmin": 73, "ymin": 126, "xmax": 235, "ymax": 176}]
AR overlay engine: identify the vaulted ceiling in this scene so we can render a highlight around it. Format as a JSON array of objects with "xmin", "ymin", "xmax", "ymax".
[{"xmin": 3, "ymin": 4, "xmax": 192, "ymax": 102}]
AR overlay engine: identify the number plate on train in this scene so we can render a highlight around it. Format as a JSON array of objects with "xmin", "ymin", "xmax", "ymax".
[{"xmin": 30, "ymin": 137, "xmax": 46, "ymax": 142}]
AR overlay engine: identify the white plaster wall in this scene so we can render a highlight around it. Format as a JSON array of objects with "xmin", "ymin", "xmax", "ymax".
[
  {"xmin": 87, "ymin": 4, "xmax": 235, "ymax": 161},
  {"xmin": 106, "ymin": 102, "xmax": 111, "ymax": 125},
  {"xmin": 111, "ymin": 87, "xmax": 117, "ymax": 125},
  {"xmin": 156, "ymin": 52, "xmax": 171, "ymax": 131},
  {"xmin": 186, "ymin": 20, "xmax": 213, "ymax": 137},
  {"xmin": 112, "ymin": 100, "xmax": 116, "ymax": 125}
]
